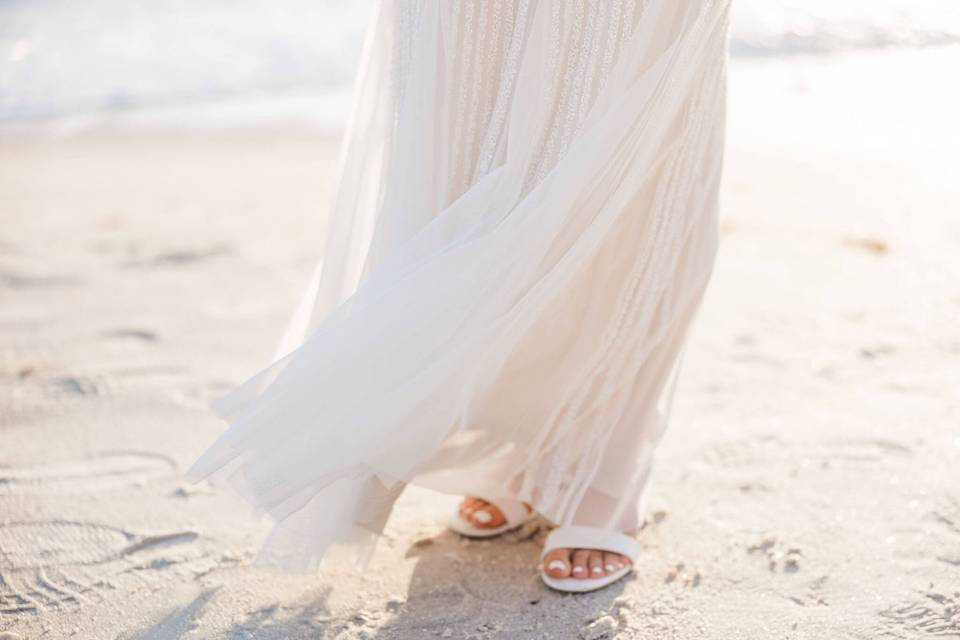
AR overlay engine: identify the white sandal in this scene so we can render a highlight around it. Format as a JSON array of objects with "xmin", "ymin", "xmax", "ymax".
[
  {"xmin": 448, "ymin": 496, "xmax": 535, "ymax": 538},
  {"xmin": 539, "ymin": 525, "xmax": 639, "ymax": 593}
]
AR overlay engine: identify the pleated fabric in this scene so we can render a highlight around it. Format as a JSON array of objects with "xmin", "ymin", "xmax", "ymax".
[{"xmin": 187, "ymin": 0, "xmax": 731, "ymax": 572}]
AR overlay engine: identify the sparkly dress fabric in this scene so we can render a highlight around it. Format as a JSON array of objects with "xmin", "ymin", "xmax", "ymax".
[{"xmin": 187, "ymin": 0, "xmax": 731, "ymax": 571}]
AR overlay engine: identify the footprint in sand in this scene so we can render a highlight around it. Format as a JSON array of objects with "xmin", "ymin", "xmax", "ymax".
[
  {"xmin": 0, "ymin": 521, "xmax": 134, "ymax": 571},
  {"xmin": 1, "ymin": 566, "xmax": 91, "ymax": 614},
  {"xmin": 0, "ymin": 521, "xmax": 199, "ymax": 615},
  {"xmin": 0, "ymin": 451, "xmax": 177, "ymax": 494},
  {"xmin": 877, "ymin": 591, "xmax": 960, "ymax": 637},
  {"xmin": 1, "ymin": 520, "xmax": 197, "ymax": 571}
]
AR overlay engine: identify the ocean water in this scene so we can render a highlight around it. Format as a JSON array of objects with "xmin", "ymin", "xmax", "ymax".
[{"xmin": 1, "ymin": 0, "xmax": 959, "ymax": 125}]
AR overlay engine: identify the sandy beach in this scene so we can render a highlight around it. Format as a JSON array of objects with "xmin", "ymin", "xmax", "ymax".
[{"xmin": 2, "ymin": 45, "xmax": 959, "ymax": 639}]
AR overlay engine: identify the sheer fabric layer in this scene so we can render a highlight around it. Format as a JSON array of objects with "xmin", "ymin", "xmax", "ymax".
[{"xmin": 187, "ymin": 0, "xmax": 730, "ymax": 572}]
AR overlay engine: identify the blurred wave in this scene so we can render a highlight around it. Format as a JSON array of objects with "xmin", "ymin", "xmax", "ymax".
[
  {"xmin": 0, "ymin": 0, "xmax": 369, "ymax": 123},
  {"xmin": 733, "ymin": 0, "xmax": 960, "ymax": 55},
  {"xmin": 1, "ymin": 0, "xmax": 959, "ymax": 124}
]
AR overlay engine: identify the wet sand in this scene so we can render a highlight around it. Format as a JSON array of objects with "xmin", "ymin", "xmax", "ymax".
[{"xmin": 1, "ymin": 48, "xmax": 959, "ymax": 639}]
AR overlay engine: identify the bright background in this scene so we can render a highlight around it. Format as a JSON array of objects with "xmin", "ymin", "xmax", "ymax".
[
  {"xmin": 1, "ymin": 3, "xmax": 959, "ymax": 639},
  {"xmin": 2, "ymin": 0, "xmax": 960, "ymax": 128}
]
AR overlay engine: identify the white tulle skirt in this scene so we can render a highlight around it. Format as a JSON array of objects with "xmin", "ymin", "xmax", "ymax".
[{"xmin": 187, "ymin": 0, "xmax": 731, "ymax": 572}]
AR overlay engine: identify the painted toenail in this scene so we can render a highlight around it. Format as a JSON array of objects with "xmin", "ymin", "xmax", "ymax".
[
  {"xmin": 473, "ymin": 511, "xmax": 492, "ymax": 523},
  {"xmin": 547, "ymin": 560, "xmax": 567, "ymax": 572},
  {"xmin": 591, "ymin": 567, "xmax": 603, "ymax": 574},
  {"xmin": 572, "ymin": 566, "xmax": 586, "ymax": 574},
  {"xmin": 605, "ymin": 564, "xmax": 616, "ymax": 572}
]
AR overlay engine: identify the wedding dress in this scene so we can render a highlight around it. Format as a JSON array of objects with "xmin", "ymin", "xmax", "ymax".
[{"xmin": 187, "ymin": 0, "xmax": 731, "ymax": 572}]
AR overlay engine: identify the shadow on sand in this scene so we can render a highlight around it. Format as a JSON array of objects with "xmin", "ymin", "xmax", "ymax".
[
  {"xmin": 128, "ymin": 520, "xmax": 630, "ymax": 639},
  {"xmin": 371, "ymin": 519, "xmax": 629, "ymax": 639}
]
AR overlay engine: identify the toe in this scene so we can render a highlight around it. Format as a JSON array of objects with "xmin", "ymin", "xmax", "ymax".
[
  {"xmin": 542, "ymin": 548, "xmax": 572, "ymax": 578},
  {"xmin": 602, "ymin": 551, "xmax": 623, "ymax": 576},
  {"xmin": 571, "ymin": 549, "xmax": 591, "ymax": 580},
  {"xmin": 588, "ymin": 550, "xmax": 604, "ymax": 578},
  {"xmin": 470, "ymin": 503, "xmax": 505, "ymax": 528}
]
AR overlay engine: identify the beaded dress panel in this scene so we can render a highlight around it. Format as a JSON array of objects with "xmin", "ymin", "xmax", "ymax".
[{"xmin": 188, "ymin": 0, "xmax": 731, "ymax": 571}]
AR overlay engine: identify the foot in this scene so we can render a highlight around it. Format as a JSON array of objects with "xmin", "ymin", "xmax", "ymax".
[
  {"xmin": 457, "ymin": 496, "xmax": 532, "ymax": 530},
  {"xmin": 541, "ymin": 545, "xmax": 633, "ymax": 581},
  {"xmin": 458, "ymin": 497, "xmax": 633, "ymax": 579}
]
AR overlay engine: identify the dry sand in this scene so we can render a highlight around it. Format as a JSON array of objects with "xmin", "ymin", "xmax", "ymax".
[{"xmin": 1, "ymin": 48, "xmax": 959, "ymax": 639}]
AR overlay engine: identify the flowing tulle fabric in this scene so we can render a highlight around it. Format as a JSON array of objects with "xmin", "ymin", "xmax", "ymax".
[{"xmin": 187, "ymin": 0, "xmax": 730, "ymax": 572}]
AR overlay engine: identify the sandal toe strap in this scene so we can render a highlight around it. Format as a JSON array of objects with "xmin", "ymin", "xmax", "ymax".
[{"xmin": 541, "ymin": 525, "xmax": 638, "ymax": 561}]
